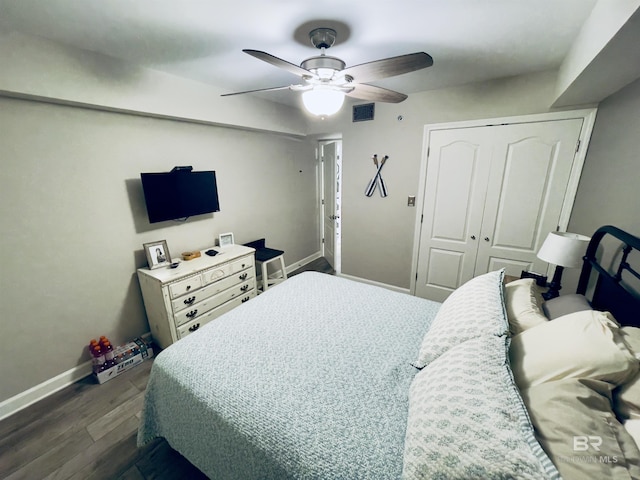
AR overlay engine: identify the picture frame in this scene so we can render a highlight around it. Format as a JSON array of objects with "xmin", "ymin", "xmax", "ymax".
[
  {"xmin": 218, "ymin": 232, "xmax": 234, "ymax": 248},
  {"xmin": 143, "ymin": 240, "xmax": 171, "ymax": 269}
]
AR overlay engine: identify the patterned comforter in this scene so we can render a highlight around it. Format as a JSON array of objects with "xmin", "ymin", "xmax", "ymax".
[
  {"xmin": 138, "ymin": 272, "xmax": 440, "ymax": 479},
  {"xmin": 138, "ymin": 271, "xmax": 559, "ymax": 479}
]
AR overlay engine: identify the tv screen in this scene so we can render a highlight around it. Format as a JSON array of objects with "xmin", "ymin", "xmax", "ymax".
[{"xmin": 141, "ymin": 170, "xmax": 220, "ymax": 223}]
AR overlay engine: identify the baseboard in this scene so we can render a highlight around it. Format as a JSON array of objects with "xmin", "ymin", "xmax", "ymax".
[
  {"xmin": 263, "ymin": 251, "xmax": 323, "ymax": 279},
  {"xmin": 337, "ymin": 273, "xmax": 410, "ymax": 294},
  {"xmin": 0, "ymin": 331, "xmax": 155, "ymax": 422},
  {"xmin": 0, "ymin": 360, "xmax": 93, "ymax": 421},
  {"xmin": 285, "ymin": 251, "xmax": 322, "ymax": 275}
]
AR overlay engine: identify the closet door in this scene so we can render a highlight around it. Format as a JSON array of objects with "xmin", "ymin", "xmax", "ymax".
[
  {"xmin": 414, "ymin": 127, "xmax": 493, "ymax": 301},
  {"xmin": 474, "ymin": 119, "xmax": 584, "ymax": 276},
  {"xmin": 414, "ymin": 117, "xmax": 585, "ymax": 302}
]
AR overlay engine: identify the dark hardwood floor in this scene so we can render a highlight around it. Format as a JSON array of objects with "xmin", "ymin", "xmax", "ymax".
[
  {"xmin": 289, "ymin": 256, "xmax": 335, "ymax": 276},
  {"xmin": 0, "ymin": 258, "xmax": 334, "ymax": 480}
]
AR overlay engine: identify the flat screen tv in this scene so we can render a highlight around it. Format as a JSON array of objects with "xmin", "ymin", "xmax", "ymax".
[{"xmin": 140, "ymin": 169, "xmax": 220, "ymax": 223}]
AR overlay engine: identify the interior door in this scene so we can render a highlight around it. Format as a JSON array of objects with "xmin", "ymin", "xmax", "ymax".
[
  {"xmin": 322, "ymin": 142, "xmax": 338, "ymax": 269},
  {"xmin": 415, "ymin": 118, "xmax": 584, "ymax": 301},
  {"xmin": 474, "ymin": 119, "xmax": 584, "ymax": 276},
  {"xmin": 414, "ymin": 127, "xmax": 494, "ymax": 301}
]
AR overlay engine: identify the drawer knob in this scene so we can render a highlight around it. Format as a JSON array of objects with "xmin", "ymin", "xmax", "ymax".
[
  {"xmin": 242, "ymin": 296, "xmax": 250, "ymax": 303},
  {"xmin": 183, "ymin": 296, "xmax": 196, "ymax": 305},
  {"xmin": 239, "ymin": 273, "xmax": 248, "ymax": 280},
  {"xmin": 186, "ymin": 309, "xmax": 198, "ymax": 319},
  {"xmin": 188, "ymin": 323, "xmax": 200, "ymax": 332},
  {"xmin": 240, "ymin": 284, "xmax": 249, "ymax": 292},
  {"xmin": 186, "ymin": 285, "xmax": 192, "ymax": 291}
]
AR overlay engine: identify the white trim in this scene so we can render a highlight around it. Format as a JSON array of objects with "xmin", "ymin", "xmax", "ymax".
[
  {"xmin": 410, "ymin": 108, "xmax": 598, "ymax": 295},
  {"xmin": 318, "ymin": 138, "xmax": 343, "ymax": 275},
  {"xmin": 556, "ymin": 109, "xmax": 598, "ymax": 230},
  {"xmin": 262, "ymin": 251, "xmax": 324, "ymax": 280},
  {"xmin": 286, "ymin": 251, "xmax": 323, "ymax": 275},
  {"xmin": 0, "ymin": 331, "xmax": 154, "ymax": 421},
  {"xmin": 337, "ymin": 273, "xmax": 410, "ymax": 294},
  {"xmin": 0, "ymin": 361, "xmax": 93, "ymax": 421}
]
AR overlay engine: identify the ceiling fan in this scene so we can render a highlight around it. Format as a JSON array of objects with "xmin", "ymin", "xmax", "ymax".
[{"xmin": 221, "ymin": 27, "xmax": 434, "ymax": 116}]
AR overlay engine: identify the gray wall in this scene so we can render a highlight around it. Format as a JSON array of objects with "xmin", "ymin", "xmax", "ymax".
[
  {"xmin": 309, "ymin": 71, "xmax": 568, "ymax": 289},
  {"xmin": 310, "ymin": 72, "xmax": 639, "ymax": 292},
  {"xmin": 564, "ymin": 77, "xmax": 640, "ymax": 292},
  {"xmin": 2, "ymin": 31, "xmax": 638, "ymax": 408},
  {"xmin": 0, "ymin": 97, "xmax": 318, "ymax": 402}
]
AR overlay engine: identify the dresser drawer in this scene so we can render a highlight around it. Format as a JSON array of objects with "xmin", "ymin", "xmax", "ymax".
[
  {"xmin": 174, "ymin": 280, "xmax": 255, "ymax": 327},
  {"xmin": 168, "ymin": 275, "xmax": 203, "ymax": 299},
  {"xmin": 137, "ymin": 245, "xmax": 256, "ymax": 349},
  {"xmin": 202, "ymin": 256, "xmax": 253, "ymax": 285},
  {"xmin": 176, "ymin": 290, "xmax": 256, "ymax": 340},
  {"xmin": 171, "ymin": 267, "xmax": 255, "ymax": 313}
]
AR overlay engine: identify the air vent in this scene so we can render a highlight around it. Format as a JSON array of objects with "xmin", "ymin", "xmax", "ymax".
[{"xmin": 352, "ymin": 103, "xmax": 375, "ymax": 122}]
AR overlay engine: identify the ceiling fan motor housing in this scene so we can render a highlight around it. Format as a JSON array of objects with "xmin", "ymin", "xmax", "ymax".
[
  {"xmin": 309, "ymin": 27, "xmax": 337, "ymax": 49},
  {"xmin": 301, "ymin": 56, "xmax": 346, "ymax": 75}
]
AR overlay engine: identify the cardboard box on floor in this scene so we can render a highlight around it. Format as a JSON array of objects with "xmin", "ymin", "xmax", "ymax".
[{"xmin": 94, "ymin": 337, "xmax": 154, "ymax": 384}]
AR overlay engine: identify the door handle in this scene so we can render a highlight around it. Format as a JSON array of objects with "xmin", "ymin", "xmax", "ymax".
[
  {"xmin": 471, "ymin": 235, "xmax": 476, "ymax": 240},
  {"xmin": 484, "ymin": 237, "xmax": 490, "ymax": 242}
]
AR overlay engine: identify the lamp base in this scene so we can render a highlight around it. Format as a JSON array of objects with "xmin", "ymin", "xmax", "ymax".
[{"xmin": 542, "ymin": 265, "xmax": 564, "ymax": 301}]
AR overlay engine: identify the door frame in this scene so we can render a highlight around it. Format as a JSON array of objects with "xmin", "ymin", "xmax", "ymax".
[
  {"xmin": 409, "ymin": 108, "xmax": 598, "ymax": 296},
  {"xmin": 318, "ymin": 138, "xmax": 343, "ymax": 274}
]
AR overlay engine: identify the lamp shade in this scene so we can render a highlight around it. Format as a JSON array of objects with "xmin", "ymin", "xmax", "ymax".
[
  {"xmin": 537, "ymin": 231, "xmax": 591, "ymax": 268},
  {"xmin": 302, "ymin": 87, "xmax": 345, "ymax": 117}
]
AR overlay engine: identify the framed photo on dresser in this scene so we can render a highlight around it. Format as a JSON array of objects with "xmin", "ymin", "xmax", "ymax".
[
  {"xmin": 143, "ymin": 240, "xmax": 171, "ymax": 269},
  {"xmin": 218, "ymin": 232, "xmax": 234, "ymax": 248}
]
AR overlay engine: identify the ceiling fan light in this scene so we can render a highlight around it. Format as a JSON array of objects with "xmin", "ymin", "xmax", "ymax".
[
  {"xmin": 316, "ymin": 67, "xmax": 336, "ymax": 80},
  {"xmin": 302, "ymin": 88, "xmax": 345, "ymax": 117}
]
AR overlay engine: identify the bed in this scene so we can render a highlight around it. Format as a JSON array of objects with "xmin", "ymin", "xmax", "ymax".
[{"xmin": 138, "ymin": 225, "xmax": 640, "ymax": 480}]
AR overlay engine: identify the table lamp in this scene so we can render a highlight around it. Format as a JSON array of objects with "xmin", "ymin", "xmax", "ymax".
[{"xmin": 537, "ymin": 231, "xmax": 591, "ymax": 300}]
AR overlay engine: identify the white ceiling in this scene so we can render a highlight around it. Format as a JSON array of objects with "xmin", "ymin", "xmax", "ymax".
[{"xmin": 0, "ymin": 0, "xmax": 600, "ymax": 106}]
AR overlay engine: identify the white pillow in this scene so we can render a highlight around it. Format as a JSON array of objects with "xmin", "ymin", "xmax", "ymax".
[
  {"xmin": 624, "ymin": 419, "xmax": 640, "ymax": 450},
  {"xmin": 542, "ymin": 293, "xmax": 592, "ymax": 320},
  {"xmin": 509, "ymin": 310, "xmax": 639, "ymax": 389},
  {"xmin": 615, "ymin": 327, "xmax": 640, "ymax": 421},
  {"xmin": 522, "ymin": 378, "xmax": 640, "ymax": 480},
  {"xmin": 503, "ymin": 278, "xmax": 547, "ymax": 334}
]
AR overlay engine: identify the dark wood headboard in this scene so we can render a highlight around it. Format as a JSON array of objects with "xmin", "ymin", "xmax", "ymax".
[{"xmin": 577, "ymin": 225, "xmax": 640, "ymax": 328}]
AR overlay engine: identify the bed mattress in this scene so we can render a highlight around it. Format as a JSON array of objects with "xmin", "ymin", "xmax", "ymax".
[{"xmin": 138, "ymin": 272, "xmax": 441, "ymax": 479}]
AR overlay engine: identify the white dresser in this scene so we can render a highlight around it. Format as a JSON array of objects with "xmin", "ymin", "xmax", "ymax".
[{"xmin": 137, "ymin": 245, "xmax": 256, "ymax": 349}]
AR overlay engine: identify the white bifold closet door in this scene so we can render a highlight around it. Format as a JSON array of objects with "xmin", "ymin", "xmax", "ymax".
[{"xmin": 414, "ymin": 118, "xmax": 584, "ymax": 301}]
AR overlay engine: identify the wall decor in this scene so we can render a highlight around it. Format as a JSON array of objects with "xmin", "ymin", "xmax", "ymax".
[
  {"xmin": 365, "ymin": 154, "xmax": 388, "ymax": 197},
  {"xmin": 143, "ymin": 240, "xmax": 171, "ymax": 269}
]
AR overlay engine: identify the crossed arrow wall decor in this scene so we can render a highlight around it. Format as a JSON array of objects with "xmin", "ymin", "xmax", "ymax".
[{"xmin": 365, "ymin": 154, "xmax": 389, "ymax": 197}]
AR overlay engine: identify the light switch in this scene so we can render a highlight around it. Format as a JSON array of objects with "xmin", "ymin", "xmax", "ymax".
[{"xmin": 407, "ymin": 195, "xmax": 416, "ymax": 206}]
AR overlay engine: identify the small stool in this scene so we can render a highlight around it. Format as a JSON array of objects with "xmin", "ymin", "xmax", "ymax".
[{"xmin": 244, "ymin": 239, "xmax": 287, "ymax": 292}]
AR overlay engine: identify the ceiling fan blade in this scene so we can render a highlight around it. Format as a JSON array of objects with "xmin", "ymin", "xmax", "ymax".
[
  {"xmin": 341, "ymin": 52, "xmax": 433, "ymax": 83},
  {"xmin": 221, "ymin": 85, "xmax": 295, "ymax": 97},
  {"xmin": 243, "ymin": 49, "xmax": 311, "ymax": 78},
  {"xmin": 346, "ymin": 84, "xmax": 408, "ymax": 103}
]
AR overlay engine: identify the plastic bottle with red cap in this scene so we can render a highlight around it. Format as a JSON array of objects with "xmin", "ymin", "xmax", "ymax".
[{"xmin": 89, "ymin": 339, "xmax": 106, "ymax": 373}]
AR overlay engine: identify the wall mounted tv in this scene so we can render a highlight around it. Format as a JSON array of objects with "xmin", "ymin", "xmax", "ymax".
[{"xmin": 140, "ymin": 167, "xmax": 220, "ymax": 223}]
